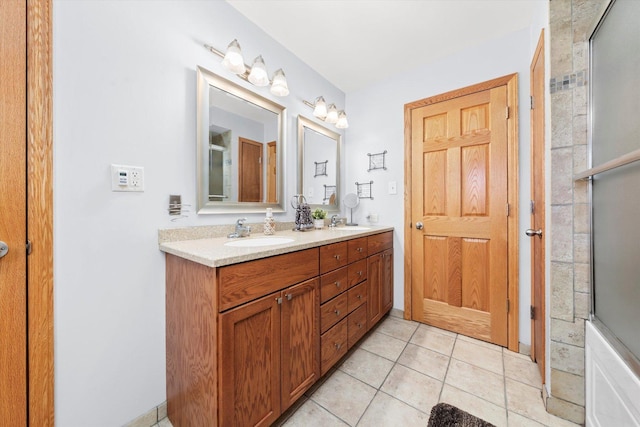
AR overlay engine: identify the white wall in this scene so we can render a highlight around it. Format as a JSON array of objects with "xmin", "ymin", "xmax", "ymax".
[
  {"xmin": 53, "ymin": 1, "xmax": 344, "ymax": 425},
  {"xmin": 344, "ymin": 26, "xmax": 541, "ymax": 346}
]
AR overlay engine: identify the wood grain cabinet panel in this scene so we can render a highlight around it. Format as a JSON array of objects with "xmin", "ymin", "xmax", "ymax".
[
  {"xmin": 319, "ymin": 242, "xmax": 348, "ymax": 274},
  {"xmin": 347, "ymin": 304, "xmax": 368, "ymax": 349},
  {"xmin": 347, "ymin": 237, "xmax": 368, "ymax": 263},
  {"xmin": 166, "ymin": 231, "xmax": 392, "ymax": 427},
  {"xmin": 320, "ymin": 292, "xmax": 348, "ymax": 334},
  {"xmin": 320, "ymin": 266, "xmax": 348, "ymax": 304},
  {"xmin": 347, "ymin": 259, "xmax": 367, "ymax": 288},
  {"xmin": 320, "ymin": 319, "xmax": 347, "ymax": 376},
  {"xmin": 218, "ymin": 248, "xmax": 319, "ymax": 311},
  {"xmin": 347, "ymin": 281, "xmax": 367, "ymax": 313}
]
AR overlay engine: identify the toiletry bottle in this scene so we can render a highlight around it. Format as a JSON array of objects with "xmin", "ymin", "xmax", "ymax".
[{"xmin": 264, "ymin": 208, "xmax": 275, "ymax": 235}]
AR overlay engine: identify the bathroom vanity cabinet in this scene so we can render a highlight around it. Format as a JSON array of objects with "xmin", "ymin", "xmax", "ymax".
[{"xmin": 163, "ymin": 230, "xmax": 393, "ymax": 427}]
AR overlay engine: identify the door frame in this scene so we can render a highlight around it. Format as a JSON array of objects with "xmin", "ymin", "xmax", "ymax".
[
  {"xmin": 27, "ymin": 0, "xmax": 55, "ymax": 424},
  {"xmin": 404, "ymin": 74, "xmax": 520, "ymax": 352},
  {"xmin": 530, "ymin": 30, "xmax": 546, "ymax": 380}
]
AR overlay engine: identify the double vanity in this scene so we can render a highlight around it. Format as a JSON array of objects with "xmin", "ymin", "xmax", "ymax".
[{"xmin": 160, "ymin": 226, "xmax": 393, "ymax": 426}]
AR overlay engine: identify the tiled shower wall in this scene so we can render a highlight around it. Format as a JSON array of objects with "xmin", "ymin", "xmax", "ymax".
[{"xmin": 548, "ymin": 0, "xmax": 607, "ymax": 424}]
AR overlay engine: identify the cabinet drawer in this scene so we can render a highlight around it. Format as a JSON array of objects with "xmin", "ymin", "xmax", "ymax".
[
  {"xmin": 218, "ymin": 248, "xmax": 319, "ymax": 311},
  {"xmin": 320, "ymin": 266, "xmax": 348, "ymax": 304},
  {"xmin": 347, "ymin": 304, "xmax": 368, "ymax": 349},
  {"xmin": 319, "ymin": 242, "xmax": 348, "ymax": 274},
  {"xmin": 321, "ymin": 318, "xmax": 347, "ymax": 376},
  {"xmin": 347, "ymin": 237, "xmax": 368, "ymax": 263},
  {"xmin": 368, "ymin": 231, "xmax": 393, "ymax": 255},
  {"xmin": 347, "ymin": 281, "xmax": 367, "ymax": 313},
  {"xmin": 347, "ymin": 259, "xmax": 367, "ymax": 288},
  {"xmin": 320, "ymin": 292, "xmax": 348, "ymax": 334}
]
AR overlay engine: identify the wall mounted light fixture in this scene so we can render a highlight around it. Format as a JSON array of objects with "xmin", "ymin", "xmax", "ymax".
[
  {"xmin": 205, "ymin": 39, "xmax": 289, "ymax": 97},
  {"xmin": 303, "ymin": 96, "xmax": 349, "ymax": 129}
]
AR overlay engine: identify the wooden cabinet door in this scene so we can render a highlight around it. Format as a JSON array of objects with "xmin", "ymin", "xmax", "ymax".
[
  {"xmin": 381, "ymin": 248, "xmax": 394, "ymax": 314},
  {"xmin": 281, "ymin": 279, "xmax": 320, "ymax": 410},
  {"xmin": 219, "ymin": 292, "xmax": 281, "ymax": 427},
  {"xmin": 367, "ymin": 253, "xmax": 383, "ymax": 328}
]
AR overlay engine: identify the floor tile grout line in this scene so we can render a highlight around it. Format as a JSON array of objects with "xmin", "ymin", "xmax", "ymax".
[{"xmin": 437, "ymin": 332, "xmax": 457, "ymax": 404}]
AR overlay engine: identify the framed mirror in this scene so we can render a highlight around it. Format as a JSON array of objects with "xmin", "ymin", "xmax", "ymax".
[
  {"xmin": 297, "ymin": 115, "xmax": 341, "ymax": 213},
  {"xmin": 196, "ymin": 66, "xmax": 286, "ymax": 214}
]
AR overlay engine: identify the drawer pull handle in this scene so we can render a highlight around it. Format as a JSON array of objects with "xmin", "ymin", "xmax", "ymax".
[
  {"xmin": 357, "ymin": 271, "xmax": 362, "ymax": 276},
  {"xmin": 357, "ymin": 247, "xmax": 363, "ymax": 252},
  {"xmin": 357, "ymin": 294, "xmax": 362, "ymax": 299},
  {"xmin": 334, "ymin": 309, "xmax": 340, "ymax": 316},
  {"xmin": 335, "ymin": 342, "xmax": 342, "ymax": 350},
  {"xmin": 335, "ymin": 281, "xmax": 341, "ymax": 288},
  {"xmin": 334, "ymin": 254, "xmax": 341, "ymax": 260}
]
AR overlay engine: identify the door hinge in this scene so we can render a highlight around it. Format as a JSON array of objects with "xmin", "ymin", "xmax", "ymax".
[
  {"xmin": 506, "ymin": 106, "xmax": 510, "ymax": 119},
  {"xmin": 530, "ymin": 95, "xmax": 534, "ymax": 110},
  {"xmin": 506, "ymin": 203, "xmax": 510, "ymax": 217},
  {"xmin": 26, "ymin": 240, "xmax": 32, "ymax": 256},
  {"xmin": 530, "ymin": 200, "xmax": 535, "ymax": 214},
  {"xmin": 530, "ymin": 305, "xmax": 535, "ymax": 320}
]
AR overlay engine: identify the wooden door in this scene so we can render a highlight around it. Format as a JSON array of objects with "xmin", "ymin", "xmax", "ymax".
[
  {"xmin": 280, "ymin": 278, "xmax": 319, "ymax": 410},
  {"xmin": 266, "ymin": 141, "xmax": 277, "ymax": 203},
  {"xmin": 219, "ymin": 292, "xmax": 281, "ymax": 427},
  {"xmin": 0, "ymin": 1, "xmax": 28, "ymax": 424},
  {"xmin": 238, "ymin": 137, "xmax": 263, "ymax": 202},
  {"xmin": 530, "ymin": 30, "xmax": 546, "ymax": 380},
  {"xmin": 410, "ymin": 85, "xmax": 509, "ymax": 346}
]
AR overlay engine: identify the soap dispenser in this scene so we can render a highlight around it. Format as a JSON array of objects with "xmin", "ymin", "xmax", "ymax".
[{"xmin": 264, "ymin": 208, "xmax": 275, "ymax": 235}]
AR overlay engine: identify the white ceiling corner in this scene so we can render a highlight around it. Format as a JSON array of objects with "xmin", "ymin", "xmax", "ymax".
[{"xmin": 225, "ymin": 0, "xmax": 542, "ymax": 93}]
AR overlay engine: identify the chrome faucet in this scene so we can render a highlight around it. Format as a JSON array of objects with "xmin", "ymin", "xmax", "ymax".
[
  {"xmin": 329, "ymin": 215, "xmax": 341, "ymax": 228},
  {"xmin": 228, "ymin": 218, "xmax": 252, "ymax": 238}
]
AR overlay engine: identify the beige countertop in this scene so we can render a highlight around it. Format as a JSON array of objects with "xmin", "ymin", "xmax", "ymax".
[{"xmin": 159, "ymin": 226, "xmax": 394, "ymax": 267}]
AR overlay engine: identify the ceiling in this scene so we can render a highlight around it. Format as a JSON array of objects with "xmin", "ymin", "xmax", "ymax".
[{"xmin": 226, "ymin": 0, "xmax": 543, "ymax": 93}]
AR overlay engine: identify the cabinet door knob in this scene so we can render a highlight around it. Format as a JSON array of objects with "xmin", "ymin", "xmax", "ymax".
[
  {"xmin": 357, "ymin": 322, "xmax": 362, "ymax": 328},
  {"xmin": 357, "ymin": 270, "xmax": 362, "ymax": 276},
  {"xmin": 286, "ymin": 293, "xmax": 292, "ymax": 301},
  {"xmin": 275, "ymin": 297, "xmax": 282, "ymax": 304},
  {"xmin": 334, "ymin": 309, "xmax": 340, "ymax": 316},
  {"xmin": 334, "ymin": 254, "xmax": 341, "ymax": 260},
  {"xmin": 357, "ymin": 247, "xmax": 363, "ymax": 252},
  {"xmin": 335, "ymin": 281, "xmax": 341, "ymax": 288},
  {"xmin": 357, "ymin": 294, "xmax": 362, "ymax": 299}
]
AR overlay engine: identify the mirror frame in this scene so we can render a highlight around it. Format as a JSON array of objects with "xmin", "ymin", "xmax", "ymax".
[
  {"xmin": 196, "ymin": 65, "xmax": 287, "ymax": 214},
  {"xmin": 297, "ymin": 115, "xmax": 341, "ymax": 214}
]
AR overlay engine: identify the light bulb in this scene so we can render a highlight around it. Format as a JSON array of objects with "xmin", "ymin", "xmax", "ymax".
[
  {"xmin": 313, "ymin": 96, "xmax": 327, "ymax": 119},
  {"xmin": 248, "ymin": 55, "xmax": 269, "ymax": 86},
  {"xmin": 270, "ymin": 69, "xmax": 289, "ymax": 96},
  {"xmin": 325, "ymin": 104, "xmax": 338, "ymax": 124},
  {"xmin": 336, "ymin": 111, "xmax": 349, "ymax": 129},
  {"xmin": 221, "ymin": 39, "xmax": 245, "ymax": 75}
]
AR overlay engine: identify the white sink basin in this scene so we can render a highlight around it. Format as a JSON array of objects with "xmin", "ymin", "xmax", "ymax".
[
  {"xmin": 334, "ymin": 226, "xmax": 371, "ymax": 231},
  {"xmin": 224, "ymin": 237, "xmax": 294, "ymax": 248}
]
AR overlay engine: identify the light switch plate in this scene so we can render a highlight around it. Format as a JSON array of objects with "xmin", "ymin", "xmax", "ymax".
[
  {"xmin": 388, "ymin": 181, "xmax": 397, "ymax": 195},
  {"xmin": 111, "ymin": 164, "xmax": 145, "ymax": 192}
]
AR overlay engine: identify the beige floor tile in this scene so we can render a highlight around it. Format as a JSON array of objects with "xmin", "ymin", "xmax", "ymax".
[
  {"xmin": 440, "ymin": 384, "xmax": 508, "ymax": 427},
  {"xmin": 417, "ymin": 323, "xmax": 458, "ymax": 338},
  {"xmin": 358, "ymin": 331, "xmax": 407, "ymax": 362},
  {"xmin": 457, "ymin": 334, "xmax": 504, "ymax": 353},
  {"xmin": 508, "ymin": 411, "xmax": 545, "ymax": 426},
  {"xmin": 546, "ymin": 413, "xmax": 583, "ymax": 427},
  {"xmin": 452, "ymin": 339, "xmax": 504, "ymax": 375},
  {"xmin": 409, "ymin": 325, "xmax": 456, "ymax": 356},
  {"xmin": 155, "ymin": 419, "xmax": 173, "ymax": 427},
  {"xmin": 339, "ymin": 348, "xmax": 394, "ymax": 388},
  {"xmin": 504, "ymin": 348, "xmax": 533, "ymax": 361},
  {"xmin": 397, "ymin": 343, "xmax": 450, "ymax": 381},
  {"xmin": 380, "ymin": 364, "xmax": 442, "ymax": 413},
  {"xmin": 445, "ymin": 359, "xmax": 505, "ymax": 407},
  {"xmin": 282, "ymin": 399, "xmax": 349, "ymax": 427},
  {"xmin": 357, "ymin": 391, "xmax": 430, "ymax": 426},
  {"xmin": 374, "ymin": 316, "xmax": 419, "ymax": 342},
  {"xmin": 504, "ymin": 352, "xmax": 542, "ymax": 388},
  {"xmin": 310, "ymin": 370, "xmax": 376, "ymax": 426},
  {"xmin": 505, "ymin": 378, "xmax": 553, "ymax": 426}
]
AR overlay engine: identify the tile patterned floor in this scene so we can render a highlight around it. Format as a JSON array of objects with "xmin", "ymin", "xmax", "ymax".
[
  {"xmin": 158, "ymin": 312, "xmax": 581, "ymax": 427},
  {"xmin": 276, "ymin": 312, "xmax": 581, "ymax": 427}
]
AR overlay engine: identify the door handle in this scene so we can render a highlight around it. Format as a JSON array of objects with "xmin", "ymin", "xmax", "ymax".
[
  {"xmin": 415, "ymin": 222, "xmax": 424, "ymax": 230},
  {"xmin": 525, "ymin": 229, "xmax": 543, "ymax": 239},
  {"xmin": 0, "ymin": 241, "xmax": 8, "ymax": 259}
]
